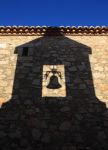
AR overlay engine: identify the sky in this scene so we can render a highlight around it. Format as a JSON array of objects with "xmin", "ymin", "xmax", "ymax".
[{"xmin": 0, "ymin": 0, "xmax": 108, "ymax": 26}]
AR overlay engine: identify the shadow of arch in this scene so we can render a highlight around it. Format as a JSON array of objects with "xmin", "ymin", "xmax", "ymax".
[{"xmin": 0, "ymin": 29, "xmax": 108, "ymax": 150}]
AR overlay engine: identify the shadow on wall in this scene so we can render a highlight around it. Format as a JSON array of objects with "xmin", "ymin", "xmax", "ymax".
[{"xmin": 0, "ymin": 29, "xmax": 108, "ymax": 150}]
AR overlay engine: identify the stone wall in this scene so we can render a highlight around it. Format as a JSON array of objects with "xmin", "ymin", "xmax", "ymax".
[
  {"xmin": 0, "ymin": 35, "xmax": 108, "ymax": 106},
  {"xmin": 0, "ymin": 35, "xmax": 108, "ymax": 149}
]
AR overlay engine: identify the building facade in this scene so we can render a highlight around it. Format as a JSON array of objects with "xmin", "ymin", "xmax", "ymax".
[{"xmin": 0, "ymin": 26, "xmax": 108, "ymax": 149}]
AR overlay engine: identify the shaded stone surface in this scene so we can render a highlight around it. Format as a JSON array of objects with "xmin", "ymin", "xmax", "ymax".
[{"xmin": 0, "ymin": 34, "xmax": 108, "ymax": 150}]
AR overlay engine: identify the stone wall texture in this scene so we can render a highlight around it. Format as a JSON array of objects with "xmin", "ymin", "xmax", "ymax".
[{"xmin": 0, "ymin": 35, "xmax": 108, "ymax": 150}]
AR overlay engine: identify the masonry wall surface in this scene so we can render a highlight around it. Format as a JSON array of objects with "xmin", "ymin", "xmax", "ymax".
[
  {"xmin": 0, "ymin": 35, "xmax": 108, "ymax": 150},
  {"xmin": 0, "ymin": 36, "xmax": 108, "ymax": 105}
]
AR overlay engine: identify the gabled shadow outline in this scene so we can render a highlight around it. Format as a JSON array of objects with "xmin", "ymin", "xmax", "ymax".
[{"xmin": 0, "ymin": 28, "xmax": 108, "ymax": 150}]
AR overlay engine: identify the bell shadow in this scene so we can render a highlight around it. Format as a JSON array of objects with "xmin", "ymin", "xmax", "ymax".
[{"xmin": 0, "ymin": 28, "xmax": 108, "ymax": 150}]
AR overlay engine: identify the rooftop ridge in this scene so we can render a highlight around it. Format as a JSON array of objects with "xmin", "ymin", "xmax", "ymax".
[{"xmin": 0, "ymin": 26, "xmax": 108, "ymax": 35}]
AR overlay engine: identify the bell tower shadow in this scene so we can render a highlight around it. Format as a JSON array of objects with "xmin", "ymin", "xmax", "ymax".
[{"xmin": 0, "ymin": 28, "xmax": 108, "ymax": 150}]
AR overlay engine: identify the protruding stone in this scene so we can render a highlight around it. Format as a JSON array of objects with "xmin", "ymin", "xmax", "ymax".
[
  {"xmin": 32, "ymin": 129, "xmax": 41, "ymax": 140},
  {"xmin": 9, "ymin": 130, "xmax": 21, "ymax": 138},
  {"xmin": 41, "ymin": 132, "xmax": 50, "ymax": 143},
  {"xmin": 60, "ymin": 106, "xmax": 70, "ymax": 112},
  {"xmin": 79, "ymin": 84, "xmax": 86, "ymax": 89},
  {"xmin": 32, "ymin": 79, "xmax": 40, "ymax": 85},
  {"xmin": 69, "ymin": 66, "xmax": 77, "ymax": 71},
  {"xmin": 59, "ymin": 121, "xmax": 71, "ymax": 131},
  {"xmin": 0, "ymin": 131, "xmax": 6, "ymax": 137}
]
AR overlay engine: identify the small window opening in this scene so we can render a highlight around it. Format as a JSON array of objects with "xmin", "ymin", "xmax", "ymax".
[{"xmin": 22, "ymin": 47, "xmax": 28, "ymax": 56}]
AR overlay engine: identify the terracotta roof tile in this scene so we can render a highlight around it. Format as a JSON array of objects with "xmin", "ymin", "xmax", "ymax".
[{"xmin": 0, "ymin": 26, "xmax": 108, "ymax": 35}]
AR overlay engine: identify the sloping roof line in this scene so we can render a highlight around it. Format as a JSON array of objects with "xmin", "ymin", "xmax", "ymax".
[{"xmin": 0, "ymin": 26, "xmax": 108, "ymax": 35}]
